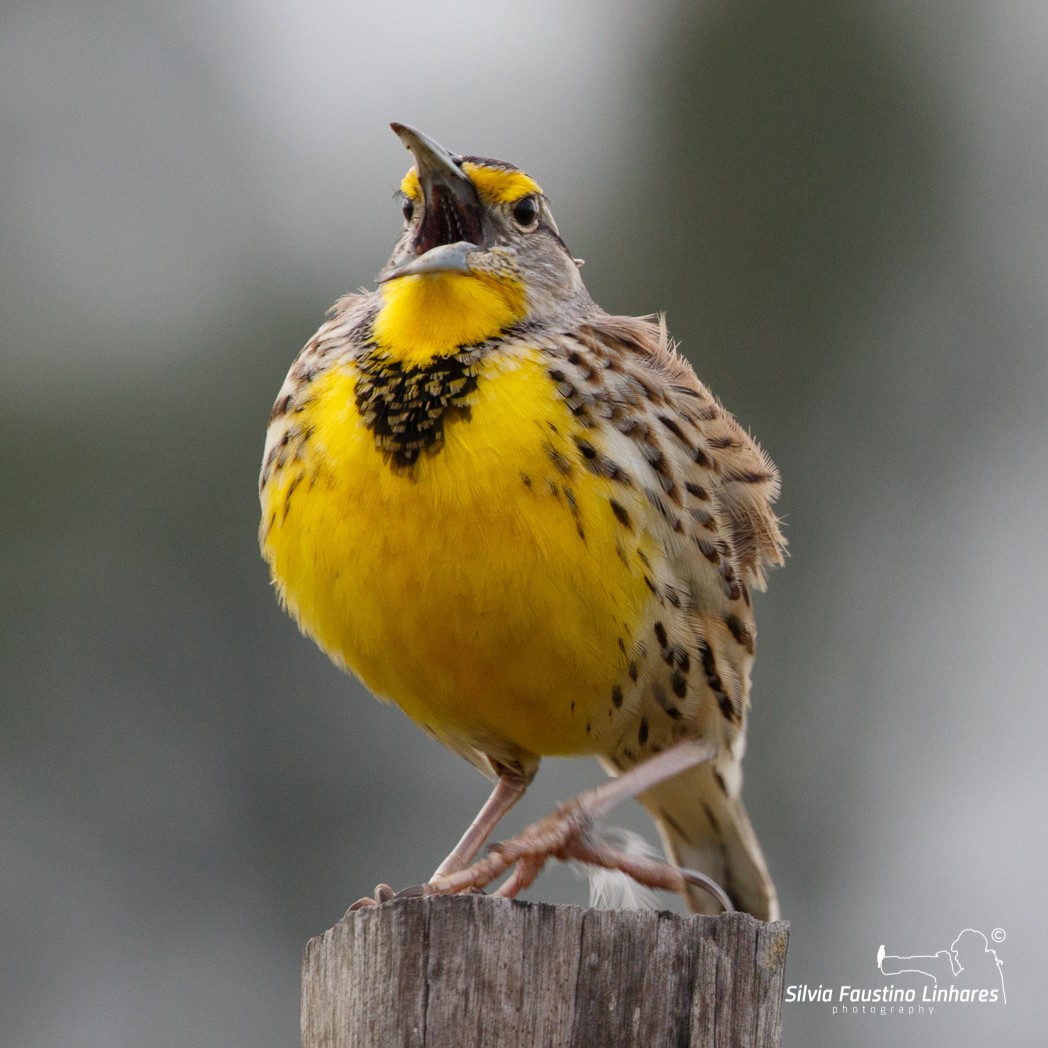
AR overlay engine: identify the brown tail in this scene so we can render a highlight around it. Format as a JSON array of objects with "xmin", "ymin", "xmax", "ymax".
[{"xmin": 636, "ymin": 760, "xmax": 779, "ymax": 920}]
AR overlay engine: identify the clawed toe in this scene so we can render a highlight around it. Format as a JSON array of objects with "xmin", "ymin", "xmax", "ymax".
[
  {"xmin": 346, "ymin": 882, "xmax": 397, "ymax": 912},
  {"xmin": 346, "ymin": 879, "xmax": 488, "ymax": 914}
]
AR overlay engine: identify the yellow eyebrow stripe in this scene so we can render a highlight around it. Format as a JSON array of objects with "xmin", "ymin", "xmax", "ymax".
[
  {"xmin": 398, "ymin": 164, "xmax": 542, "ymax": 205},
  {"xmin": 460, "ymin": 162, "xmax": 542, "ymax": 205}
]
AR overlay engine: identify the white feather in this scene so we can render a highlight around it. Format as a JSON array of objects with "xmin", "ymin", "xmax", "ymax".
[{"xmin": 573, "ymin": 826, "xmax": 661, "ymax": 911}]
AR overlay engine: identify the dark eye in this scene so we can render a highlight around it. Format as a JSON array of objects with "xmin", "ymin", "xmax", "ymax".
[
  {"xmin": 512, "ymin": 195, "xmax": 540, "ymax": 228},
  {"xmin": 396, "ymin": 191, "xmax": 414, "ymax": 222}
]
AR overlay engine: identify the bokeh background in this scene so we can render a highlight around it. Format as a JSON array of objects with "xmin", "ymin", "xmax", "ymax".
[{"xmin": 3, "ymin": 1, "xmax": 1046, "ymax": 1045}]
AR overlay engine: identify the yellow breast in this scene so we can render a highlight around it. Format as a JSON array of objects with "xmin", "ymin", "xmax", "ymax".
[{"xmin": 260, "ymin": 346, "xmax": 650, "ymax": 762}]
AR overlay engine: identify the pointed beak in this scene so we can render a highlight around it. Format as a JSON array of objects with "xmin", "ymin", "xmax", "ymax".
[{"xmin": 379, "ymin": 123, "xmax": 486, "ymax": 282}]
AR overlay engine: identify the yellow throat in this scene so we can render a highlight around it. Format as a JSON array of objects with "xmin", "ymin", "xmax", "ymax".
[{"xmin": 372, "ymin": 268, "xmax": 525, "ymax": 366}]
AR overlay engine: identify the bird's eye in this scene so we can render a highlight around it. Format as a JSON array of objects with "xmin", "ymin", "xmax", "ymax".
[
  {"xmin": 512, "ymin": 195, "xmax": 540, "ymax": 228},
  {"xmin": 396, "ymin": 191, "xmax": 415, "ymax": 222}
]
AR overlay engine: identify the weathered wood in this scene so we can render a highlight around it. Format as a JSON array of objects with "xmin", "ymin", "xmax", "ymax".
[{"xmin": 302, "ymin": 896, "xmax": 788, "ymax": 1047}]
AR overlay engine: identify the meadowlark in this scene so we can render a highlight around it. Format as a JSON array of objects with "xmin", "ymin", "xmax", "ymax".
[{"xmin": 259, "ymin": 124, "xmax": 785, "ymax": 919}]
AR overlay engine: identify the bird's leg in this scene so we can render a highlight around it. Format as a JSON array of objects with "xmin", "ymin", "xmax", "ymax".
[
  {"xmin": 428, "ymin": 738, "xmax": 721, "ymax": 903},
  {"xmin": 430, "ymin": 765, "xmax": 532, "ymax": 879},
  {"xmin": 347, "ymin": 764, "xmax": 531, "ymax": 912}
]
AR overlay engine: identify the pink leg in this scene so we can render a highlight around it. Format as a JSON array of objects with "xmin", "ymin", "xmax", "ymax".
[
  {"xmin": 347, "ymin": 765, "xmax": 531, "ymax": 912},
  {"xmin": 430, "ymin": 767, "xmax": 531, "ymax": 879},
  {"xmin": 429, "ymin": 739, "xmax": 723, "ymax": 905},
  {"xmin": 350, "ymin": 740, "xmax": 725, "ymax": 913}
]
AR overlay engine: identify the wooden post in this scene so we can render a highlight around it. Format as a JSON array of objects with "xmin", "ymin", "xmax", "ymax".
[{"xmin": 302, "ymin": 896, "xmax": 789, "ymax": 1047}]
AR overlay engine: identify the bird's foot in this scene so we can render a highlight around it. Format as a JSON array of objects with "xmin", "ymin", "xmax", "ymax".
[
  {"xmin": 346, "ymin": 740, "xmax": 731, "ymax": 913},
  {"xmin": 346, "ymin": 881, "xmax": 485, "ymax": 913},
  {"xmin": 424, "ymin": 795, "xmax": 733, "ymax": 913}
]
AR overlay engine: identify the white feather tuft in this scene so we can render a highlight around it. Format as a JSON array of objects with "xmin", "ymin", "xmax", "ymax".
[{"xmin": 573, "ymin": 826, "xmax": 661, "ymax": 911}]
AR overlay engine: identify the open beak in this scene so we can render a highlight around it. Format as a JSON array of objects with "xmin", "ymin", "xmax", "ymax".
[{"xmin": 379, "ymin": 123, "xmax": 485, "ymax": 282}]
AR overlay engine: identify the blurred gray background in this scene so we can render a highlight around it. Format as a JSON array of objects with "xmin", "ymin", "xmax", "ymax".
[{"xmin": 3, "ymin": 1, "xmax": 1045, "ymax": 1045}]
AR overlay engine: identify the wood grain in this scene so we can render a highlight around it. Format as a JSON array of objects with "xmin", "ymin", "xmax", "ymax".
[{"xmin": 302, "ymin": 896, "xmax": 788, "ymax": 1047}]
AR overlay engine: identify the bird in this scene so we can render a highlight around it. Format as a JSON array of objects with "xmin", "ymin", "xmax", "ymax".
[{"xmin": 259, "ymin": 123, "xmax": 785, "ymax": 919}]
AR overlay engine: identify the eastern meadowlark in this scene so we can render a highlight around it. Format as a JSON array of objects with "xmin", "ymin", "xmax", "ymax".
[{"xmin": 259, "ymin": 124, "xmax": 785, "ymax": 919}]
